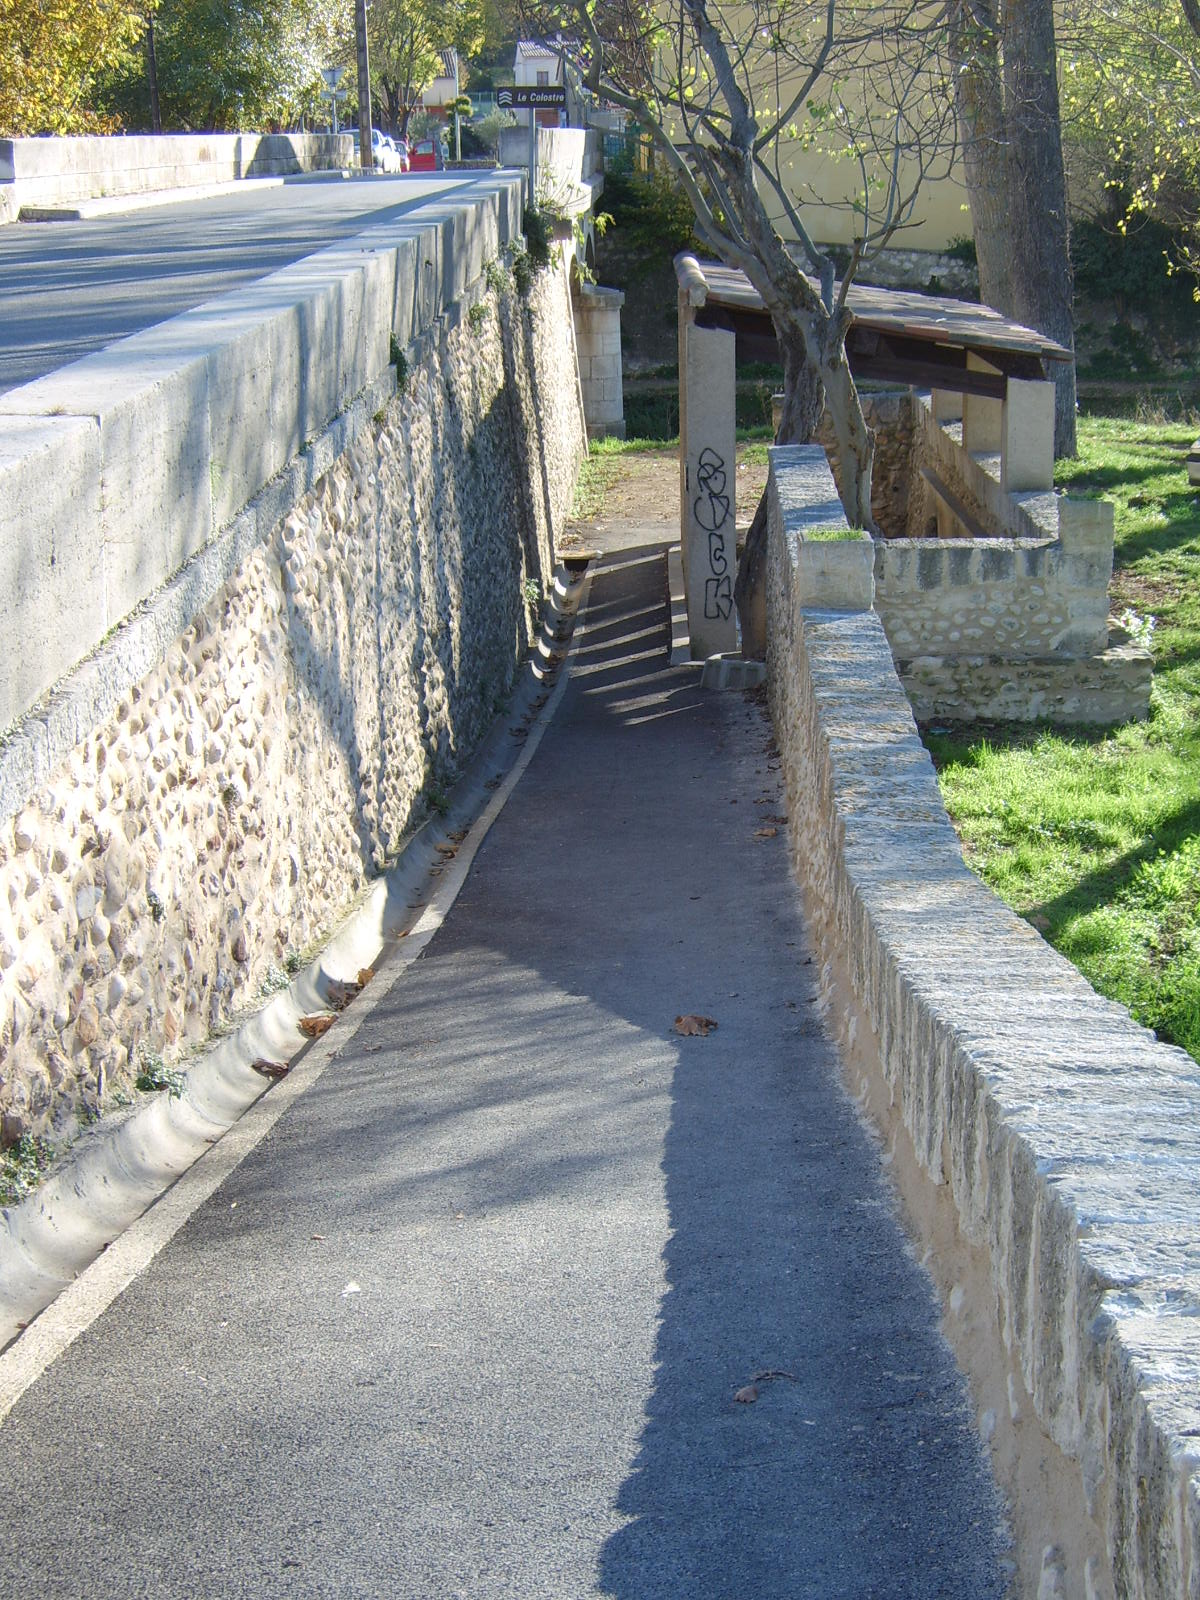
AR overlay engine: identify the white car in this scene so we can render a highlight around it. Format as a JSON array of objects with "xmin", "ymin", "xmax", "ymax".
[{"xmin": 351, "ymin": 129, "xmax": 402, "ymax": 171}]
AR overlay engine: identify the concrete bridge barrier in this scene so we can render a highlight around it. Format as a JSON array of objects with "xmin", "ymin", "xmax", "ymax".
[
  {"xmin": 0, "ymin": 132, "xmax": 351, "ymax": 223},
  {"xmin": 766, "ymin": 443, "xmax": 1200, "ymax": 1600}
]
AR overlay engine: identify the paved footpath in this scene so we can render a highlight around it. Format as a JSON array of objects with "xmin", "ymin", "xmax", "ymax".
[{"xmin": 0, "ymin": 542, "xmax": 1009, "ymax": 1599}]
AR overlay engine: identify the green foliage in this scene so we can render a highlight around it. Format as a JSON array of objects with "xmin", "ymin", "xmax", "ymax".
[
  {"xmin": 135, "ymin": 1050, "xmax": 185, "ymax": 1098},
  {"xmin": 0, "ymin": 0, "xmax": 145, "ymax": 133},
  {"xmin": 928, "ymin": 414, "xmax": 1200, "ymax": 1063},
  {"xmin": 95, "ymin": 0, "xmax": 341, "ymax": 130},
  {"xmin": 1059, "ymin": 1, "xmax": 1200, "ymax": 285},
  {"xmin": 1072, "ymin": 212, "xmax": 1196, "ymax": 326},
  {"xmin": 368, "ymin": 0, "xmax": 484, "ymax": 134},
  {"xmin": 598, "ymin": 167, "xmax": 702, "ymax": 274},
  {"xmin": 0, "ymin": 1132, "xmax": 54, "ymax": 1204},
  {"xmin": 471, "ymin": 105, "xmax": 516, "ymax": 155},
  {"xmin": 467, "ymin": 300, "xmax": 490, "ymax": 331},
  {"xmin": 945, "ymin": 235, "xmax": 978, "ymax": 266},
  {"xmin": 522, "ymin": 205, "xmax": 554, "ymax": 272}
]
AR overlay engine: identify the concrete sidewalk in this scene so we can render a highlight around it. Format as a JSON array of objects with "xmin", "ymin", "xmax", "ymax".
[{"xmin": 0, "ymin": 539, "xmax": 1009, "ymax": 1598}]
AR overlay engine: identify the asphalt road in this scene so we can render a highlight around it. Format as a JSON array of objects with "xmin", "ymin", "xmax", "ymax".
[
  {"xmin": 0, "ymin": 545, "xmax": 1009, "ymax": 1598},
  {"xmin": 0, "ymin": 172, "xmax": 500, "ymax": 395}
]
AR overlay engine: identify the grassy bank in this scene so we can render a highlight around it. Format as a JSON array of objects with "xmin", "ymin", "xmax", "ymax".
[{"xmin": 926, "ymin": 414, "xmax": 1200, "ymax": 1061}]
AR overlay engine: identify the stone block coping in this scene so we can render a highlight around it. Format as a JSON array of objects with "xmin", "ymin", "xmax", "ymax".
[
  {"xmin": 765, "ymin": 445, "xmax": 1200, "ymax": 1598},
  {"xmin": 0, "ymin": 172, "xmax": 526, "ymax": 745}
]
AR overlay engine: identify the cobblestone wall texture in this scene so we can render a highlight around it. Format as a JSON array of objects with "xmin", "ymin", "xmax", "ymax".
[
  {"xmin": 815, "ymin": 391, "xmax": 915, "ymax": 539},
  {"xmin": 765, "ymin": 452, "xmax": 1200, "ymax": 1600},
  {"xmin": 0, "ymin": 261, "xmax": 584, "ymax": 1143}
]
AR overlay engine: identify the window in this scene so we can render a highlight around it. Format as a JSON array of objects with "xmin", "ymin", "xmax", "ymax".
[{"xmin": 536, "ymin": 70, "xmax": 549, "ymax": 86}]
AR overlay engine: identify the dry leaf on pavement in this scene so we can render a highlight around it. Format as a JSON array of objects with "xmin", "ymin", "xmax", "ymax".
[
  {"xmin": 674, "ymin": 1014, "xmax": 718, "ymax": 1037},
  {"xmin": 754, "ymin": 826, "xmax": 778, "ymax": 839},
  {"xmin": 299, "ymin": 1015, "xmax": 334, "ymax": 1038},
  {"xmin": 252, "ymin": 1059, "xmax": 290, "ymax": 1079},
  {"xmin": 734, "ymin": 1385, "xmax": 759, "ymax": 1404}
]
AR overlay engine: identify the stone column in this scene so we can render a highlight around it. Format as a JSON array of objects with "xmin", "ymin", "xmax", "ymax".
[
  {"xmin": 1000, "ymin": 377, "xmax": 1054, "ymax": 492},
  {"xmin": 932, "ymin": 388, "xmax": 962, "ymax": 425},
  {"xmin": 682, "ymin": 321, "xmax": 737, "ymax": 658},
  {"xmin": 962, "ymin": 353, "xmax": 1003, "ymax": 456},
  {"xmin": 573, "ymin": 283, "xmax": 625, "ymax": 441}
]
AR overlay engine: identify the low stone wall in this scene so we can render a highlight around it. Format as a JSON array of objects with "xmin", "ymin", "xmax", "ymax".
[
  {"xmin": 0, "ymin": 216, "xmax": 585, "ymax": 1142},
  {"xmin": 887, "ymin": 394, "xmax": 1152, "ymax": 722},
  {"xmin": 913, "ymin": 394, "xmax": 1058, "ymax": 543},
  {"xmin": 766, "ymin": 443, "xmax": 1200, "ymax": 1600},
  {"xmin": 574, "ymin": 283, "xmax": 625, "ymax": 440},
  {"xmin": 875, "ymin": 496, "xmax": 1113, "ymax": 662},
  {"xmin": 0, "ymin": 132, "xmax": 350, "ymax": 221}
]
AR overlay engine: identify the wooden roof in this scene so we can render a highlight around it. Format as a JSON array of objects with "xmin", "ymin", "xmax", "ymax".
[{"xmin": 675, "ymin": 255, "xmax": 1072, "ymax": 398}]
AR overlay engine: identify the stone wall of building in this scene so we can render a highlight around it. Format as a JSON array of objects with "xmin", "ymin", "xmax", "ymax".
[{"xmin": 0, "ymin": 256, "xmax": 585, "ymax": 1143}]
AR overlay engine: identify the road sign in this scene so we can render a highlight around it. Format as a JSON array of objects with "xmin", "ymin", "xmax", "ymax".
[{"xmin": 497, "ymin": 86, "xmax": 567, "ymax": 110}]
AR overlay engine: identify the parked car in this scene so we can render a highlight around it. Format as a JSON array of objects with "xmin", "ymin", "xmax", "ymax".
[
  {"xmin": 408, "ymin": 138, "xmax": 440, "ymax": 172},
  {"xmin": 349, "ymin": 129, "xmax": 403, "ymax": 171}
]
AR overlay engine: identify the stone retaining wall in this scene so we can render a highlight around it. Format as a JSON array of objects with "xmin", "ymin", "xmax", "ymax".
[
  {"xmin": 0, "ymin": 238, "xmax": 585, "ymax": 1143},
  {"xmin": 766, "ymin": 443, "xmax": 1200, "ymax": 1600}
]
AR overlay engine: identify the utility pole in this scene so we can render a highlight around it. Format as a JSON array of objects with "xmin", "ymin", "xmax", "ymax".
[
  {"xmin": 146, "ymin": 11, "xmax": 162, "ymax": 135},
  {"xmin": 355, "ymin": 0, "xmax": 374, "ymax": 170}
]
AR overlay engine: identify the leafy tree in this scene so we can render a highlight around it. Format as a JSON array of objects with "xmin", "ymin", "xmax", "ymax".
[
  {"xmin": 97, "ymin": 0, "xmax": 341, "ymax": 130},
  {"xmin": 364, "ymin": 0, "xmax": 486, "ymax": 138},
  {"xmin": 0, "ymin": 0, "xmax": 146, "ymax": 133},
  {"xmin": 1059, "ymin": 1, "xmax": 1200, "ymax": 286}
]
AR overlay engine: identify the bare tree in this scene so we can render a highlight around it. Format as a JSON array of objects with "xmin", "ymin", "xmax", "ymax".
[{"xmin": 538, "ymin": 0, "xmax": 958, "ymax": 537}]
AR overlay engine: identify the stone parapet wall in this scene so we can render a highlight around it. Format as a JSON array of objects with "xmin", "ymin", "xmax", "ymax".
[
  {"xmin": 914, "ymin": 394, "xmax": 1059, "ymax": 543},
  {"xmin": 0, "ymin": 133, "xmax": 351, "ymax": 220},
  {"xmin": 0, "ymin": 250, "xmax": 585, "ymax": 1144},
  {"xmin": 0, "ymin": 177, "xmax": 524, "ymax": 736},
  {"xmin": 765, "ymin": 446, "xmax": 1200, "ymax": 1600}
]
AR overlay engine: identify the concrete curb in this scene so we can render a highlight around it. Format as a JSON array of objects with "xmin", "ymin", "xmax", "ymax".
[
  {"xmin": 18, "ymin": 175, "xmax": 289, "ymax": 221},
  {"xmin": 0, "ymin": 562, "xmax": 591, "ymax": 1400}
]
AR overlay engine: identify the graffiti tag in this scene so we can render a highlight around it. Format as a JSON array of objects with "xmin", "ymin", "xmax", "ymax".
[{"xmin": 694, "ymin": 448, "xmax": 731, "ymax": 533}]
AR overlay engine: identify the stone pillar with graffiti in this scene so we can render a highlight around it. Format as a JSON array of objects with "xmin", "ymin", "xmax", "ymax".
[{"xmin": 681, "ymin": 320, "xmax": 738, "ymax": 659}]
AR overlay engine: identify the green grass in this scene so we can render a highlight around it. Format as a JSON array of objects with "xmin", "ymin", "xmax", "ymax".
[{"xmin": 926, "ymin": 413, "xmax": 1200, "ymax": 1061}]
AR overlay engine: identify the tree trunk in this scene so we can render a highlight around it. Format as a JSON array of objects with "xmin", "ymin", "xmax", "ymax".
[
  {"xmin": 1003, "ymin": 0, "xmax": 1077, "ymax": 455},
  {"xmin": 734, "ymin": 326, "xmax": 825, "ymax": 658},
  {"xmin": 949, "ymin": 0, "xmax": 1011, "ymax": 313}
]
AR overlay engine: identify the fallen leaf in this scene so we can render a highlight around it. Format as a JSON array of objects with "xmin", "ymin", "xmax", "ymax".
[
  {"xmin": 436, "ymin": 842, "xmax": 457, "ymax": 856},
  {"xmin": 734, "ymin": 1385, "xmax": 758, "ymax": 1404},
  {"xmin": 299, "ymin": 1015, "xmax": 334, "ymax": 1038},
  {"xmin": 769, "ymin": 814, "xmax": 789, "ymax": 824},
  {"xmin": 252, "ymin": 1058, "xmax": 290, "ymax": 1079},
  {"xmin": 311, "ymin": 1234, "xmax": 325, "ymax": 1241},
  {"xmin": 357, "ymin": 968, "xmax": 375, "ymax": 987},
  {"xmin": 754, "ymin": 826, "xmax": 778, "ymax": 839},
  {"xmin": 675, "ymin": 1014, "xmax": 719, "ymax": 1037}
]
